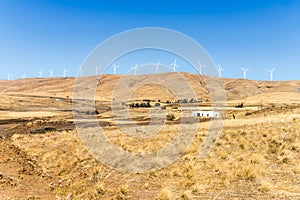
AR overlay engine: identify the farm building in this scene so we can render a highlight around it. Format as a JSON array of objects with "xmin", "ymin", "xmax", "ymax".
[{"xmin": 192, "ymin": 110, "xmax": 220, "ymax": 118}]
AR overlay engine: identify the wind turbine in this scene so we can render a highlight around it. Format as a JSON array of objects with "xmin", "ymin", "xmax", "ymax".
[
  {"xmin": 170, "ymin": 59, "xmax": 178, "ymax": 72},
  {"xmin": 155, "ymin": 62, "xmax": 160, "ymax": 74},
  {"xmin": 266, "ymin": 68, "xmax": 276, "ymax": 81},
  {"xmin": 38, "ymin": 69, "xmax": 43, "ymax": 78},
  {"xmin": 63, "ymin": 68, "xmax": 68, "ymax": 78},
  {"xmin": 241, "ymin": 67, "xmax": 249, "ymax": 79},
  {"xmin": 95, "ymin": 65, "xmax": 100, "ymax": 75},
  {"xmin": 217, "ymin": 65, "xmax": 224, "ymax": 78},
  {"xmin": 79, "ymin": 66, "xmax": 84, "ymax": 77},
  {"xmin": 49, "ymin": 69, "xmax": 54, "ymax": 78},
  {"xmin": 198, "ymin": 62, "xmax": 205, "ymax": 75},
  {"xmin": 22, "ymin": 72, "xmax": 26, "ymax": 79},
  {"xmin": 113, "ymin": 64, "xmax": 119, "ymax": 75},
  {"xmin": 132, "ymin": 63, "xmax": 138, "ymax": 75},
  {"xmin": 7, "ymin": 73, "xmax": 11, "ymax": 80}
]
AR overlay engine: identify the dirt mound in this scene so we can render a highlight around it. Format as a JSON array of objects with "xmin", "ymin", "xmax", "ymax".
[{"xmin": 0, "ymin": 139, "xmax": 54, "ymax": 199}]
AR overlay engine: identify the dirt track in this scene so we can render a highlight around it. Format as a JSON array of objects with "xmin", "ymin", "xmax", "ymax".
[{"xmin": 0, "ymin": 116, "xmax": 75, "ymax": 138}]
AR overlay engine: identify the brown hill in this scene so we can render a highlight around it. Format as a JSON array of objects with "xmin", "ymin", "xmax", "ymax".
[{"xmin": 0, "ymin": 73, "xmax": 299, "ymax": 103}]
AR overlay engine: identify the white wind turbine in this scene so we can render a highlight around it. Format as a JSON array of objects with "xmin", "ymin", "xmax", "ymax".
[
  {"xmin": 170, "ymin": 59, "xmax": 179, "ymax": 72},
  {"xmin": 241, "ymin": 67, "xmax": 249, "ymax": 79},
  {"xmin": 155, "ymin": 62, "xmax": 160, "ymax": 74},
  {"xmin": 95, "ymin": 65, "xmax": 100, "ymax": 75},
  {"xmin": 132, "ymin": 63, "xmax": 138, "ymax": 75},
  {"xmin": 7, "ymin": 73, "xmax": 11, "ymax": 80},
  {"xmin": 113, "ymin": 64, "xmax": 119, "ymax": 75},
  {"xmin": 22, "ymin": 72, "xmax": 26, "ymax": 79},
  {"xmin": 198, "ymin": 62, "xmax": 205, "ymax": 75},
  {"xmin": 79, "ymin": 66, "xmax": 84, "ymax": 77},
  {"xmin": 266, "ymin": 68, "xmax": 276, "ymax": 81},
  {"xmin": 49, "ymin": 69, "xmax": 54, "ymax": 78},
  {"xmin": 217, "ymin": 64, "xmax": 224, "ymax": 77},
  {"xmin": 38, "ymin": 69, "xmax": 43, "ymax": 78},
  {"xmin": 63, "ymin": 68, "xmax": 68, "ymax": 77}
]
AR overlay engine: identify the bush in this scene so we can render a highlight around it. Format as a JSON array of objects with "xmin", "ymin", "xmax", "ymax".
[
  {"xmin": 129, "ymin": 103, "xmax": 135, "ymax": 108},
  {"xmin": 167, "ymin": 113, "xmax": 175, "ymax": 121},
  {"xmin": 129, "ymin": 101, "xmax": 151, "ymax": 108},
  {"xmin": 236, "ymin": 103, "xmax": 244, "ymax": 108}
]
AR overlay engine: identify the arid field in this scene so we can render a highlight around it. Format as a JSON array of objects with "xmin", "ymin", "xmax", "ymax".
[{"xmin": 0, "ymin": 73, "xmax": 299, "ymax": 199}]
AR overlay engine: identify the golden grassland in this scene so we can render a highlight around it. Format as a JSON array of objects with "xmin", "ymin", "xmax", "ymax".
[
  {"xmin": 0, "ymin": 74, "xmax": 299, "ymax": 199},
  {"xmin": 7, "ymin": 105, "xmax": 300, "ymax": 199}
]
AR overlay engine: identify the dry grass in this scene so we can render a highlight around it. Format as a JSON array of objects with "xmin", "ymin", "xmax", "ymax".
[
  {"xmin": 1, "ymin": 74, "xmax": 299, "ymax": 199},
  {"xmin": 8, "ymin": 104, "xmax": 299, "ymax": 199}
]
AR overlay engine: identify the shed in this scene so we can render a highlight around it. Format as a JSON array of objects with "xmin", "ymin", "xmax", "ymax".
[{"xmin": 192, "ymin": 110, "xmax": 220, "ymax": 118}]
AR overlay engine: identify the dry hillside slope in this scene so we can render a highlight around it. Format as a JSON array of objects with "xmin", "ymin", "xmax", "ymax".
[{"xmin": 0, "ymin": 73, "xmax": 299, "ymax": 102}]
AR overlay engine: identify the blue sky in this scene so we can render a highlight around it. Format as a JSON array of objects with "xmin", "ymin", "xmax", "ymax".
[{"xmin": 0, "ymin": 0, "xmax": 299, "ymax": 80}]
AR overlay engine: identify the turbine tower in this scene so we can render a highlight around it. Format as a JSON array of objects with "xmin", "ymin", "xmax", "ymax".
[
  {"xmin": 198, "ymin": 62, "xmax": 205, "ymax": 75},
  {"xmin": 63, "ymin": 68, "xmax": 68, "ymax": 78},
  {"xmin": 170, "ymin": 59, "xmax": 178, "ymax": 72},
  {"xmin": 22, "ymin": 72, "xmax": 26, "ymax": 79},
  {"xmin": 132, "ymin": 63, "xmax": 138, "ymax": 75},
  {"xmin": 113, "ymin": 64, "xmax": 119, "ymax": 75},
  {"xmin": 38, "ymin": 69, "xmax": 43, "ymax": 78},
  {"xmin": 7, "ymin": 73, "xmax": 11, "ymax": 80},
  {"xmin": 95, "ymin": 65, "xmax": 100, "ymax": 75},
  {"xmin": 217, "ymin": 65, "xmax": 224, "ymax": 78},
  {"xmin": 266, "ymin": 68, "xmax": 276, "ymax": 81},
  {"xmin": 241, "ymin": 67, "xmax": 249, "ymax": 79},
  {"xmin": 79, "ymin": 66, "xmax": 84, "ymax": 77},
  {"xmin": 49, "ymin": 69, "xmax": 54, "ymax": 78},
  {"xmin": 155, "ymin": 62, "xmax": 160, "ymax": 74}
]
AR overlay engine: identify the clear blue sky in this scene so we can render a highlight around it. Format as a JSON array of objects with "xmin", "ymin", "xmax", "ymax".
[{"xmin": 0, "ymin": 0, "xmax": 299, "ymax": 80}]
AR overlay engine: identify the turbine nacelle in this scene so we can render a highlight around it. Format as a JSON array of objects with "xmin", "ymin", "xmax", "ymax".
[
  {"xmin": 7, "ymin": 73, "xmax": 11, "ymax": 80},
  {"xmin": 132, "ymin": 63, "xmax": 138, "ymax": 75},
  {"xmin": 154, "ymin": 62, "xmax": 160, "ymax": 74},
  {"xmin": 49, "ymin": 69, "xmax": 54, "ymax": 78},
  {"xmin": 217, "ymin": 64, "xmax": 224, "ymax": 77},
  {"xmin": 94, "ymin": 65, "xmax": 101, "ymax": 75},
  {"xmin": 266, "ymin": 68, "xmax": 276, "ymax": 81},
  {"xmin": 170, "ymin": 59, "xmax": 179, "ymax": 72},
  {"xmin": 38, "ymin": 69, "xmax": 43, "ymax": 78},
  {"xmin": 79, "ymin": 66, "xmax": 84, "ymax": 77},
  {"xmin": 63, "ymin": 68, "xmax": 68, "ymax": 77},
  {"xmin": 241, "ymin": 67, "xmax": 250, "ymax": 79},
  {"xmin": 113, "ymin": 64, "xmax": 120, "ymax": 74},
  {"xmin": 198, "ymin": 62, "xmax": 205, "ymax": 75}
]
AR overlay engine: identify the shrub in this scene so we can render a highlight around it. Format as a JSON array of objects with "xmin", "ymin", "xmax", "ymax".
[
  {"xmin": 167, "ymin": 113, "xmax": 175, "ymax": 121},
  {"xmin": 236, "ymin": 103, "xmax": 244, "ymax": 108},
  {"xmin": 129, "ymin": 103, "xmax": 135, "ymax": 108}
]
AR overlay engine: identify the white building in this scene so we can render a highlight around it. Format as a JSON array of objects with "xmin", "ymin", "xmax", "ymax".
[{"xmin": 192, "ymin": 110, "xmax": 220, "ymax": 118}]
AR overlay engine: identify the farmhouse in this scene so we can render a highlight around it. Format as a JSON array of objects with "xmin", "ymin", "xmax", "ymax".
[{"xmin": 192, "ymin": 110, "xmax": 220, "ymax": 118}]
